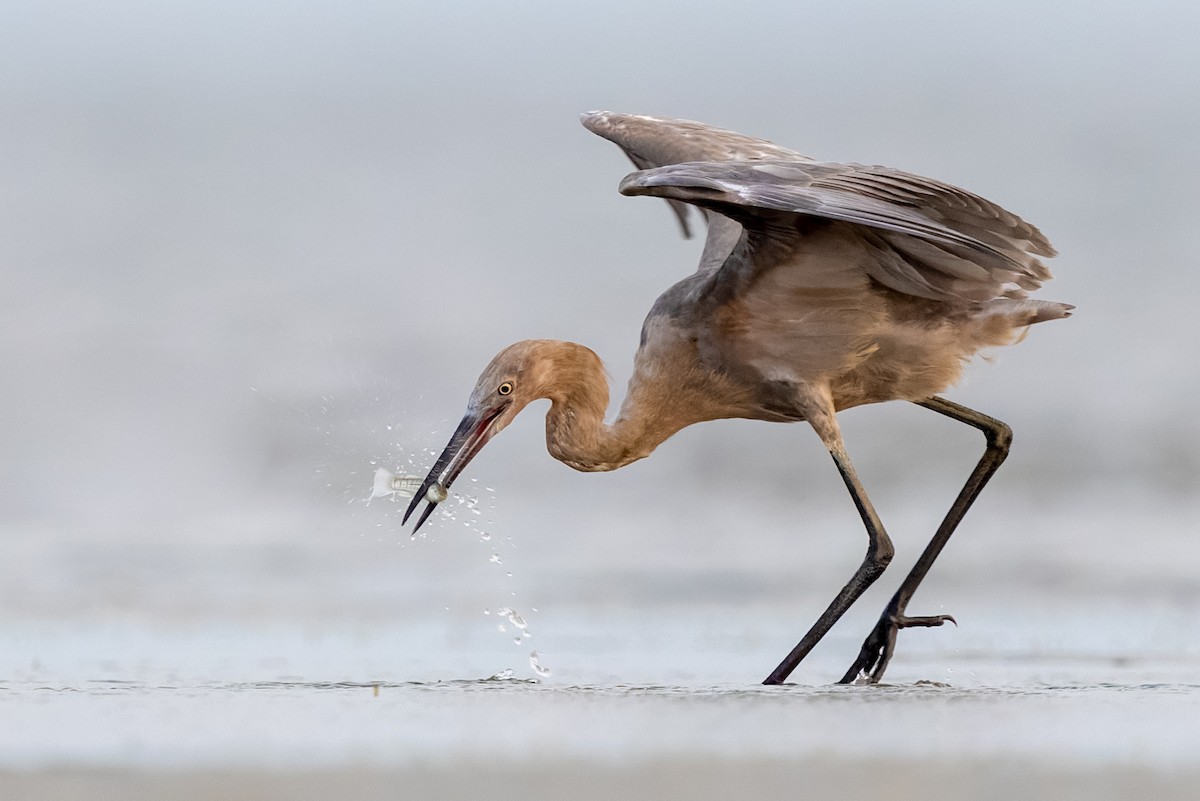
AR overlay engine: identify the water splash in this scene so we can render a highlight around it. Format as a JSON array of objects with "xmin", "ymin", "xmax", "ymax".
[
  {"xmin": 364, "ymin": 459, "xmax": 494, "ymax": 544},
  {"xmin": 497, "ymin": 607, "xmax": 527, "ymax": 633},
  {"xmin": 529, "ymin": 651, "xmax": 551, "ymax": 678},
  {"xmin": 362, "ymin": 445, "xmax": 550, "ymax": 677}
]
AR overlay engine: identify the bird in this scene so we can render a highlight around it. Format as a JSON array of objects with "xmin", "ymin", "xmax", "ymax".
[{"xmin": 404, "ymin": 111, "xmax": 1072, "ymax": 685}]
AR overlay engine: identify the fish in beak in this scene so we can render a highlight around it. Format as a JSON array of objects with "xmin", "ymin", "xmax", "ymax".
[{"xmin": 402, "ymin": 401, "xmax": 509, "ymax": 532}]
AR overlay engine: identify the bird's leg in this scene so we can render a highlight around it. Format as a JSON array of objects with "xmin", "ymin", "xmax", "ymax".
[
  {"xmin": 838, "ymin": 396, "xmax": 1011, "ymax": 685},
  {"xmin": 763, "ymin": 410, "xmax": 895, "ymax": 685}
]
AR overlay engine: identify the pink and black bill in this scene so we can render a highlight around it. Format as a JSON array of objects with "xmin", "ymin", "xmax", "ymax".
[{"xmin": 402, "ymin": 404, "xmax": 507, "ymax": 532}]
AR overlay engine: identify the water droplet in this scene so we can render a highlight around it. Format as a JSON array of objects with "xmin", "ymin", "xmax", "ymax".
[
  {"xmin": 497, "ymin": 624, "xmax": 506, "ymax": 632},
  {"xmin": 483, "ymin": 608, "xmax": 490, "ymax": 616},
  {"xmin": 488, "ymin": 668, "xmax": 514, "ymax": 680},
  {"xmin": 513, "ymin": 637, "xmax": 522, "ymax": 645},
  {"xmin": 489, "ymin": 554, "xmax": 502, "ymax": 564},
  {"xmin": 529, "ymin": 651, "xmax": 550, "ymax": 678},
  {"xmin": 480, "ymin": 531, "xmax": 492, "ymax": 541}
]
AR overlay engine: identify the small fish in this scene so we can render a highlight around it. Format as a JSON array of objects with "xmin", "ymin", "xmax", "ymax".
[{"xmin": 371, "ymin": 468, "xmax": 444, "ymax": 502}]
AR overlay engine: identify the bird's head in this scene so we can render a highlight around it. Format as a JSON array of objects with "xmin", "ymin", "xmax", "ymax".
[{"xmin": 404, "ymin": 339, "xmax": 592, "ymax": 531}]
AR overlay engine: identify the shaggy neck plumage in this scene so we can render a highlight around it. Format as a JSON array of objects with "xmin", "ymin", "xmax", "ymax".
[{"xmin": 538, "ymin": 343, "xmax": 671, "ymax": 473}]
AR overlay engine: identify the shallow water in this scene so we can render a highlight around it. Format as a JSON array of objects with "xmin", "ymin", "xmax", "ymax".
[
  {"xmin": 5, "ymin": 486, "xmax": 1200, "ymax": 785},
  {"xmin": 4, "ymin": 606, "xmax": 1199, "ymax": 775},
  {"xmin": 6, "ymin": 676, "xmax": 1200, "ymax": 768}
]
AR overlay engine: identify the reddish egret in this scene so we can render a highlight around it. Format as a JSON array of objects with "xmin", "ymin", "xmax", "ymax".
[{"xmin": 405, "ymin": 112, "xmax": 1072, "ymax": 684}]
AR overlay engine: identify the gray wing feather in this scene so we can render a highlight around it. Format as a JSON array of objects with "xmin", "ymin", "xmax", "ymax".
[
  {"xmin": 620, "ymin": 147, "xmax": 694, "ymax": 238},
  {"xmin": 695, "ymin": 211, "xmax": 746, "ymax": 275},
  {"xmin": 582, "ymin": 112, "xmax": 809, "ymax": 264},
  {"xmin": 620, "ymin": 159, "xmax": 1056, "ymax": 302},
  {"xmin": 812, "ymin": 166, "xmax": 1057, "ymax": 259}
]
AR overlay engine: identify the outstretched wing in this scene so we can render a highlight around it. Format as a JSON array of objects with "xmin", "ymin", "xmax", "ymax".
[
  {"xmin": 619, "ymin": 159, "xmax": 1056, "ymax": 302},
  {"xmin": 582, "ymin": 112, "xmax": 811, "ymax": 274}
]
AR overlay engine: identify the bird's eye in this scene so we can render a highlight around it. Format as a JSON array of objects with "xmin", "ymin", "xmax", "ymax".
[{"xmin": 497, "ymin": 382, "xmax": 513, "ymax": 396}]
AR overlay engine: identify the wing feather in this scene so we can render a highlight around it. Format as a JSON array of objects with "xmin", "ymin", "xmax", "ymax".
[
  {"xmin": 584, "ymin": 112, "xmax": 1057, "ymax": 303},
  {"xmin": 619, "ymin": 159, "xmax": 1056, "ymax": 302},
  {"xmin": 581, "ymin": 112, "xmax": 807, "ymax": 262}
]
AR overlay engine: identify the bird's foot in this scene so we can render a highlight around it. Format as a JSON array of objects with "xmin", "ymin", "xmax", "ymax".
[
  {"xmin": 837, "ymin": 611, "xmax": 956, "ymax": 685},
  {"xmin": 899, "ymin": 614, "xmax": 957, "ymax": 629}
]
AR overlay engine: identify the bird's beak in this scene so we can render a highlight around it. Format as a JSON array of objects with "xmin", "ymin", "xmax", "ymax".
[{"xmin": 403, "ymin": 404, "xmax": 506, "ymax": 532}]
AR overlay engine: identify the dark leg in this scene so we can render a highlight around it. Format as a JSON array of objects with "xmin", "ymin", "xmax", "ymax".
[
  {"xmin": 763, "ymin": 442, "xmax": 895, "ymax": 685},
  {"xmin": 837, "ymin": 396, "xmax": 1012, "ymax": 684}
]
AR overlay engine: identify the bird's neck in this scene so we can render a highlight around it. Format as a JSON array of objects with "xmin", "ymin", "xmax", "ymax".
[{"xmin": 540, "ymin": 343, "xmax": 678, "ymax": 473}]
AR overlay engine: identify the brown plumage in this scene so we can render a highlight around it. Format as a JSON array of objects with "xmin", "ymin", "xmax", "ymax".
[{"xmin": 405, "ymin": 112, "xmax": 1072, "ymax": 685}]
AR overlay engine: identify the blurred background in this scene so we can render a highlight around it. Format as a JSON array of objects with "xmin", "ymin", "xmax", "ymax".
[{"xmin": 1, "ymin": 0, "xmax": 1198, "ymax": 692}]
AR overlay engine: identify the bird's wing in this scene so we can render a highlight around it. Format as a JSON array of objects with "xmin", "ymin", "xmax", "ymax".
[
  {"xmin": 582, "ymin": 112, "xmax": 810, "ymax": 272},
  {"xmin": 619, "ymin": 159, "xmax": 1056, "ymax": 301}
]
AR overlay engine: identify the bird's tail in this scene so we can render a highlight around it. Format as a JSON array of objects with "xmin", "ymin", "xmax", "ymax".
[
  {"xmin": 970, "ymin": 298, "xmax": 1073, "ymax": 348},
  {"xmin": 986, "ymin": 298, "xmax": 1075, "ymax": 325}
]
